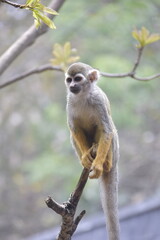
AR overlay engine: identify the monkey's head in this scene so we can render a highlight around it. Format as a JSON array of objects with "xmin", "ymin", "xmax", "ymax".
[{"xmin": 65, "ymin": 62, "xmax": 100, "ymax": 95}]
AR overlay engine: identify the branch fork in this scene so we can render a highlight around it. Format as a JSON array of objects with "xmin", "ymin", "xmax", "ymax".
[
  {"xmin": 45, "ymin": 146, "xmax": 97, "ymax": 240},
  {"xmin": 45, "ymin": 168, "xmax": 90, "ymax": 240}
]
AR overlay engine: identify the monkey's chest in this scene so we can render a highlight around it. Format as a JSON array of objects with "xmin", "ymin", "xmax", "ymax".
[
  {"xmin": 74, "ymin": 106, "xmax": 98, "ymax": 140},
  {"xmin": 69, "ymin": 101, "xmax": 99, "ymax": 146},
  {"xmin": 73, "ymin": 104, "xmax": 97, "ymax": 128}
]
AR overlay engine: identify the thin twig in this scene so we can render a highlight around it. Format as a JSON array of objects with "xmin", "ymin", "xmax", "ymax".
[
  {"xmin": 0, "ymin": 65, "xmax": 63, "ymax": 89},
  {"xmin": 101, "ymin": 71, "xmax": 160, "ymax": 81},
  {"xmin": 130, "ymin": 73, "xmax": 160, "ymax": 81},
  {"xmin": 0, "ymin": 63, "xmax": 159, "ymax": 90},
  {"xmin": 100, "ymin": 72, "xmax": 130, "ymax": 78},
  {"xmin": 0, "ymin": 0, "xmax": 26, "ymax": 8},
  {"xmin": 71, "ymin": 210, "xmax": 86, "ymax": 235},
  {"xmin": 131, "ymin": 47, "xmax": 144, "ymax": 74},
  {"xmin": 0, "ymin": 45, "xmax": 159, "ymax": 90},
  {"xmin": 45, "ymin": 196, "xmax": 66, "ymax": 216}
]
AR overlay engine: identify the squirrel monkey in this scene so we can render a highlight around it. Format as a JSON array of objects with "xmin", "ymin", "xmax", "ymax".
[{"xmin": 65, "ymin": 62, "xmax": 120, "ymax": 240}]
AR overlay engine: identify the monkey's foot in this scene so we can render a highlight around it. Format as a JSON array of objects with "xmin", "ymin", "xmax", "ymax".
[
  {"xmin": 89, "ymin": 162, "xmax": 103, "ymax": 179},
  {"xmin": 103, "ymin": 159, "xmax": 112, "ymax": 173}
]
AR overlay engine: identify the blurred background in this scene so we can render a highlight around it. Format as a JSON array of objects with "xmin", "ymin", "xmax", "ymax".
[{"xmin": 0, "ymin": 0, "xmax": 160, "ymax": 239}]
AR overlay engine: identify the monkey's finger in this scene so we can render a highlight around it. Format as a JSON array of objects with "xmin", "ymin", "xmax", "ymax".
[
  {"xmin": 88, "ymin": 154, "xmax": 94, "ymax": 162},
  {"xmin": 81, "ymin": 157, "xmax": 92, "ymax": 169},
  {"xmin": 89, "ymin": 167, "xmax": 102, "ymax": 179}
]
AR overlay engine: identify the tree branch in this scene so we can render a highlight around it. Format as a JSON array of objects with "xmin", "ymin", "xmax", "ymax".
[
  {"xmin": 0, "ymin": 0, "xmax": 26, "ymax": 8},
  {"xmin": 1, "ymin": 63, "xmax": 159, "ymax": 90},
  {"xmin": 100, "ymin": 71, "xmax": 160, "ymax": 81},
  {"xmin": 129, "ymin": 72, "xmax": 160, "ymax": 81},
  {"xmin": 0, "ymin": 45, "xmax": 159, "ymax": 90},
  {"xmin": 100, "ymin": 46, "xmax": 160, "ymax": 81},
  {"xmin": 45, "ymin": 146, "xmax": 97, "ymax": 240},
  {"xmin": 45, "ymin": 168, "xmax": 90, "ymax": 240},
  {"xmin": 131, "ymin": 46, "xmax": 144, "ymax": 74},
  {"xmin": 0, "ymin": 0, "xmax": 66, "ymax": 76},
  {"xmin": 0, "ymin": 64, "xmax": 63, "ymax": 89}
]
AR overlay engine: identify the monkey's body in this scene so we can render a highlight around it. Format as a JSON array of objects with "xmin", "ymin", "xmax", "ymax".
[{"xmin": 65, "ymin": 62, "xmax": 120, "ymax": 240}]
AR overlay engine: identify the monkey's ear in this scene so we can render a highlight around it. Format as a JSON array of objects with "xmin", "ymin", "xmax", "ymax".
[{"xmin": 88, "ymin": 70, "xmax": 100, "ymax": 82}]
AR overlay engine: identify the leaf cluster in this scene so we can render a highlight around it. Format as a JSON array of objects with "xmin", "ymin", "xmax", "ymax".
[
  {"xmin": 25, "ymin": 0, "xmax": 58, "ymax": 29},
  {"xmin": 50, "ymin": 42, "xmax": 80, "ymax": 71},
  {"xmin": 132, "ymin": 27, "xmax": 160, "ymax": 48}
]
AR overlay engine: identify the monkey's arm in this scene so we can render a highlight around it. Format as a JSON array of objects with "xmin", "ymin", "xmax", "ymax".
[
  {"xmin": 71, "ymin": 129, "xmax": 88, "ymax": 153},
  {"xmin": 71, "ymin": 129, "xmax": 94, "ymax": 168},
  {"xmin": 90, "ymin": 94, "xmax": 114, "ymax": 179},
  {"xmin": 90, "ymin": 132, "xmax": 113, "ymax": 179}
]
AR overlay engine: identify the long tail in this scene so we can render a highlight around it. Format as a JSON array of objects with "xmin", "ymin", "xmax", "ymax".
[{"xmin": 99, "ymin": 134, "xmax": 120, "ymax": 240}]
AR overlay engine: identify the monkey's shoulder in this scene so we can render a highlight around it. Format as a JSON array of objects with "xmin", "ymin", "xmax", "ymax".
[{"xmin": 93, "ymin": 86, "xmax": 110, "ymax": 104}]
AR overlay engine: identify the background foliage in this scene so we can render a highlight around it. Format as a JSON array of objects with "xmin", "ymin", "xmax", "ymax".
[{"xmin": 0, "ymin": 0, "xmax": 160, "ymax": 239}]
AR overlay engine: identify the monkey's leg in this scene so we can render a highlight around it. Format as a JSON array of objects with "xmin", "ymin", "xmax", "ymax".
[
  {"xmin": 103, "ymin": 146, "xmax": 113, "ymax": 173},
  {"xmin": 71, "ymin": 130, "xmax": 94, "ymax": 169},
  {"xmin": 90, "ymin": 133, "xmax": 113, "ymax": 179}
]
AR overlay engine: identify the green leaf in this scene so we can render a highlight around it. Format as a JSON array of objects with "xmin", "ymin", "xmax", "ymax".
[
  {"xmin": 64, "ymin": 42, "xmax": 71, "ymax": 59},
  {"xmin": 141, "ymin": 27, "xmax": 149, "ymax": 46},
  {"xmin": 132, "ymin": 29, "xmax": 140, "ymax": 41},
  {"xmin": 26, "ymin": 0, "xmax": 35, "ymax": 5},
  {"xmin": 34, "ymin": 3, "xmax": 44, "ymax": 11},
  {"xmin": 132, "ymin": 29, "xmax": 142, "ymax": 47},
  {"xmin": 53, "ymin": 43, "xmax": 64, "ymax": 59},
  {"xmin": 28, "ymin": 1, "xmax": 58, "ymax": 15},
  {"xmin": 34, "ymin": 3, "xmax": 58, "ymax": 15},
  {"xmin": 145, "ymin": 34, "xmax": 160, "ymax": 44},
  {"xmin": 50, "ymin": 58, "xmax": 60, "ymax": 65},
  {"xmin": 32, "ymin": 10, "xmax": 41, "ymax": 29},
  {"xmin": 34, "ymin": 19, "xmax": 41, "ymax": 29},
  {"xmin": 42, "ymin": 6, "xmax": 59, "ymax": 15},
  {"xmin": 141, "ymin": 27, "xmax": 149, "ymax": 39},
  {"xmin": 35, "ymin": 11, "xmax": 56, "ymax": 29},
  {"xmin": 67, "ymin": 56, "xmax": 80, "ymax": 63},
  {"xmin": 30, "ymin": 0, "xmax": 40, "ymax": 8},
  {"xmin": 132, "ymin": 27, "xmax": 160, "ymax": 48},
  {"xmin": 50, "ymin": 42, "xmax": 80, "ymax": 69}
]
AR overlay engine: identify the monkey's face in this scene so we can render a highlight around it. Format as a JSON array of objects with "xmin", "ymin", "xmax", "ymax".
[
  {"xmin": 65, "ymin": 73, "xmax": 87, "ymax": 95},
  {"xmin": 65, "ymin": 62, "xmax": 100, "ymax": 95}
]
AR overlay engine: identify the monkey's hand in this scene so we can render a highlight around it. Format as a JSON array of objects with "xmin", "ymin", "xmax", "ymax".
[
  {"xmin": 89, "ymin": 147, "xmax": 113, "ymax": 178},
  {"xmin": 89, "ymin": 150, "xmax": 112, "ymax": 179},
  {"xmin": 89, "ymin": 160, "xmax": 103, "ymax": 179},
  {"xmin": 81, "ymin": 144, "xmax": 97, "ymax": 169}
]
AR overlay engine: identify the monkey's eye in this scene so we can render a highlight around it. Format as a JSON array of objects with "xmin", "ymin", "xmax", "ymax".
[
  {"xmin": 74, "ymin": 76, "xmax": 82, "ymax": 82},
  {"xmin": 66, "ymin": 77, "xmax": 72, "ymax": 83}
]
